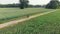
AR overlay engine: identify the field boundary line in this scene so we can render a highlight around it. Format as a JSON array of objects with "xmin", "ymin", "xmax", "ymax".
[{"xmin": 0, "ymin": 10, "xmax": 57, "ymax": 29}]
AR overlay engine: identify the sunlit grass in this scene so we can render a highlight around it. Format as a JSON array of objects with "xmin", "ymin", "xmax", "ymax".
[
  {"xmin": 0, "ymin": 9, "xmax": 59, "ymax": 34},
  {"xmin": 0, "ymin": 8, "xmax": 53, "ymax": 24}
]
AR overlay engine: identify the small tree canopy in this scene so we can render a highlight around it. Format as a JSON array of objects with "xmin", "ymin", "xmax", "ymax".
[
  {"xmin": 46, "ymin": 0, "xmax": 59, "ymax": 9},
  {"xmin": 19, "ymin": 0, "xmax": 29, "ymax": 9}
]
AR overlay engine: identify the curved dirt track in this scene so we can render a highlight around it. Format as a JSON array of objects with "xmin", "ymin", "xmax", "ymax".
[{"xmin": 0, "ymin": 10, "xmax": 56, "ymax": 29}]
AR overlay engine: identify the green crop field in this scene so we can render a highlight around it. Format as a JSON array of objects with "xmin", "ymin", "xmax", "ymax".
[
  {"xmin": 0, "ymin": 8, "xmax": 53, "ymax": 24},
  {"xmin": 0, "ymin": 9, "xmax": 60, "ymax": 34}
]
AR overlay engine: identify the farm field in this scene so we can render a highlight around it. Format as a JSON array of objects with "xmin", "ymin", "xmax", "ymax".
[
  {"xmin": 0, "ymin": 9, "xmax": 60, "ymax": 34},
  {"xmin": 0, "ymin": 8, "xmax": 53, "ymax": 24}
]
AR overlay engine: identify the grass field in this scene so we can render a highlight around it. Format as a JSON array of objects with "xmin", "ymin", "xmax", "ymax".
[
  {"xmin": 0, "ymin": 8, "xmax": 53, "ymax": 24},
  {"xmin": 0, "ymin": 9, "xmax": 60, "ymax": 34}
]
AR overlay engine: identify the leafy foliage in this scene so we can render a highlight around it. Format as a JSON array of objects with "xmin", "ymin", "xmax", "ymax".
[
  {"xmin": 46, "ymin": 0, "xmax": 59, "ymax": 9},
  {"xmin": 19, "ymin": 0, "xmax": 29, "ymax": 9}
]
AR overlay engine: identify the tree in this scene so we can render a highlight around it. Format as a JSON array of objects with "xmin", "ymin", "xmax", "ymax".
[
  {"xmin": 46, "ymin": 0, "xmax": 59, "ymax": 9},
  {"xmin": 19, "ymin": 0, "xmax": 29, "ymax": 9},
  {"xmin": 24, "ymin": 0, "xmax": 29, "ymax": 8},
  {"xmin": 19, "ymin": 0, "xmax": 25, "ymax": 9}
]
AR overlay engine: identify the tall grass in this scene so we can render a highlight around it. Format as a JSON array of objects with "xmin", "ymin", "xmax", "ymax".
[
  {"xmin": 0, "ymin": 9, "xmax": 59, "ymax": 34},
  {"xmin": 0, "ymin": 8, "xmax": 53, "ymax": 23}
]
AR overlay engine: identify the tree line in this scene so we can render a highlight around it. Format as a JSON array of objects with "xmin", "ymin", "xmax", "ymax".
[
  {"xmin": 0, "ymin": 4, "xmax": 44, "ymax": 8},
  {"xmin": 0, "ymin": 0, "xmax": 60, "ymax": 9},
  {"xmin": 0, "ymin": 4, "xmax": 19, "ymax": 8}
]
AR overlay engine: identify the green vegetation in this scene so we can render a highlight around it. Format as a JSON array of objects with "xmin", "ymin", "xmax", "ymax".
[
  {"xmin": 19, "ymin": 0, "xmax": 29, "ymax": 9},
  {"xmin": 0, "ymin": 9, "xmax": 60, "ymax": 34},
  {"xmin": 46, "ymin": 0, "xmax": 59, "ymax": 9},
  {"xmin": 0, "ymin": 8, "xmax": 52, "ymax": 24}
]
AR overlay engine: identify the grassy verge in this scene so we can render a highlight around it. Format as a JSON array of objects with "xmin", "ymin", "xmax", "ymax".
[
  {"xmin": 0, "ymin": 8, "xmax": 53, "ymax": 24},
  {"xmin": 0, "ymin": 9, "xmax": 59, "ymax": 34}
]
